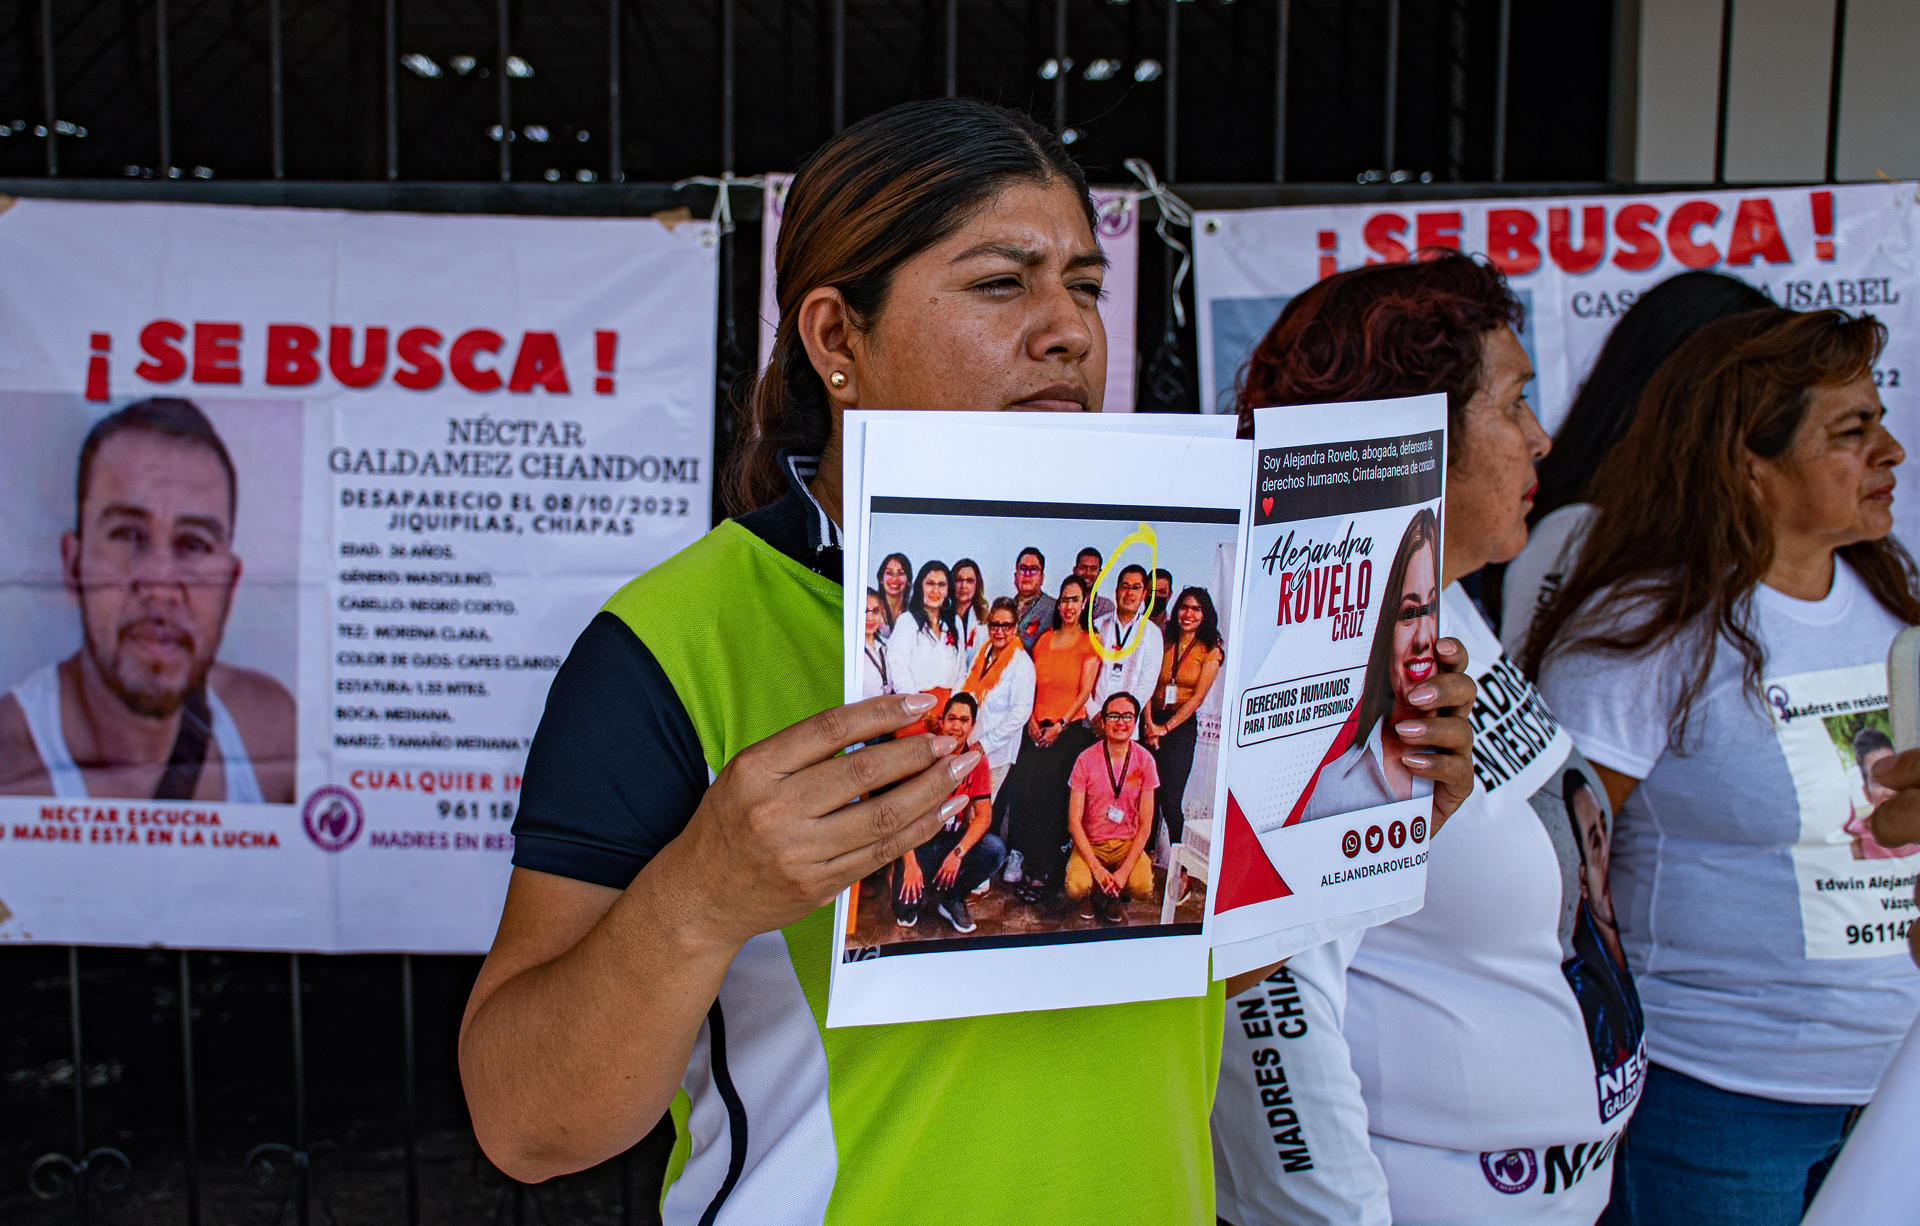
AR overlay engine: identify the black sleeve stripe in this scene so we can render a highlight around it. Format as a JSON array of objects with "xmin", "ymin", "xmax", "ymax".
[{"xmin": 511, "ymin": 610, "xmax": 709, "ymax": 889}]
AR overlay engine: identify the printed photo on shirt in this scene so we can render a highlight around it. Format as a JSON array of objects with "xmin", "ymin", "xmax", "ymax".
[
  {"xmin": 1772, "ymin": 664, "xmax": 1920, "ymax": 958},
  {"xmin": 1820, "ymin": 707, "xmax": 1918, "ymax": 862},
  {"xmin": 1524, "ymin": 757, "xmax": 1648, "ymax": 1124},
  {"xmin": 0, "ymin": 392, "xmax": 302, "ymax": 806},
  {"xmin": 844, "ymin": 504, "xmax": 1237, "ymax": 958}
]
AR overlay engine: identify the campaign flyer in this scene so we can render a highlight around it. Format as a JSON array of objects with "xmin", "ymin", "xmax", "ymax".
[
  {"xmin": 1208, "ymin": 395, "xmax": 1449, "ymax": 978},
  {"xmin": 828, "ymin": 412, "xmax": 1249, "ymax": 1026}
]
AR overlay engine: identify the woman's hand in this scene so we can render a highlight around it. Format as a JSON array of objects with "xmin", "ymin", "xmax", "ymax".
[
  {"xmin": 1871, "ymin": 751, "xmax": 1920, "ymax": 853},
  {"xmin": 669, "ymin": 692, "xmax": 977, "ymax": 951},
  {"xmin": 899, "ymin": 853, "xmax": 926, "ymax": 904},
  {"xmin": 1389, "ymin": 636, "xmax": 1477, "ymax": 835}
]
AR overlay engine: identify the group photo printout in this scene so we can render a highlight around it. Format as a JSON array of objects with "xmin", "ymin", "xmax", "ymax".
[
  {"xmin": 830, "ymin": 413, "xmax": 1249, "ymax": 1026},
  {"xmin": 1209, "ymin": 395, "xmax": 1449, "ymax": 978}
]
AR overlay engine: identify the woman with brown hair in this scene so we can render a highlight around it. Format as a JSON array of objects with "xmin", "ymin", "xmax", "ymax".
[
  {"xmin": 454, "ymin": 98, "xmax": 1478, "ymax": 1225},
  {"xmin": 950, "ymin": 556, "xmax": 988, "ymax": 665},
  {"xmin": 1529, "ymin": 307, "xmax": 1920, "ymax": 1225},
  {"xmin": 1213, "ymin": 251, "xmax": 1634, "ymax": 1226}
]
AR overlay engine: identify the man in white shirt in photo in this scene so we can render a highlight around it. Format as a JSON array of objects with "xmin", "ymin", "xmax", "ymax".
[{"xmin": 1089, "ymin": 564, "xmax": 1163, "ymax": 738}]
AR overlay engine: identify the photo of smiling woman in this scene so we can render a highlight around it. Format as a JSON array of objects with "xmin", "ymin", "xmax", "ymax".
[
  {"xmin": 875, "ymin": 550, "xmax": 912, "ymax": 640},
  {"xmin": 1298, "ymin": 505, "xmax": 1440, "ymax": 822}
]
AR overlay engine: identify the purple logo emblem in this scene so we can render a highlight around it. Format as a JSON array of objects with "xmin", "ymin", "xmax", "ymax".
[
  {"xmin": 1480, "ymin": 1148, "xmax": 1538, "ymax": 1194},
  {"xmin": 1094, "ymin": 193, "xmax": 1135, "ymax": 239},
  {"xmin": 302, "ymin": 786, "xmax": 365, "ymax": 853}
]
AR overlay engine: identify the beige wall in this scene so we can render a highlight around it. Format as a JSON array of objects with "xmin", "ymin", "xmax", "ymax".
[{"xmin": 1631, "ymin": 0, "xmax": 1920, "ymax": 183}]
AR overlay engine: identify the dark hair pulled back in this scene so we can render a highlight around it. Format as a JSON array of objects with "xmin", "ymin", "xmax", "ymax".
[{"xmin": 724, "ymin": 98, "xmax": 1095, "ymax": 515}]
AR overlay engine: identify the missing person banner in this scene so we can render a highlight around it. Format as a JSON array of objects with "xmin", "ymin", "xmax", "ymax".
[
  {"xmin": 830, "ymin": 411, "xmax": 1247, "ymax": 1024},
  {"xmin": 1209, "ymin": 395, "xmax": 1449, "ymax": 978},
  {"xmin": 0, "ymin": 198, "xmax": 717, "ymax": 952},
  {"xmin": 1194, "ymin": 181, "xmax": 1920, "ymax": 540},
  {"xmin": 760, "ymin": 174, "xmax": 1142, "ymax": 412}
]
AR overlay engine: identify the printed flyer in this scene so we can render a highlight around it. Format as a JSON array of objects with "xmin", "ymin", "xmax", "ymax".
[
  {"xmin": 1209, "ymin": 395, "xmax": 1449, "ymax": 978},
  {"xmin": 0, "ymin": 199, "xmax": 716, "ymax": 952},
  {"xmin": 1770, "ymin": 662, "xmax": 1919, "ymax": 958},
  {"xmin": 829, "ymin": 413, "xmax": 1248, "ymax": 1025}
]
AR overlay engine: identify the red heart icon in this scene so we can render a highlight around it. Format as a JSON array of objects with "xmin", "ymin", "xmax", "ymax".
[{"xmin": 1261, "ymin": 496, "xmax": 1274, "ymax": 517}]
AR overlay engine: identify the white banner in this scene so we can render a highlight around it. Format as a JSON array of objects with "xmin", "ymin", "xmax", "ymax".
[
  {"xmin": 761, "ymin": 175, "xmax": 1142, "ymax": 412},
  {"xmin": 0, "ymin": 199, "xmax": 717, "ymax": 952},
  {"xmin": 1195, "ymin": 182, "xmax": 1920, "ymax": 540}
]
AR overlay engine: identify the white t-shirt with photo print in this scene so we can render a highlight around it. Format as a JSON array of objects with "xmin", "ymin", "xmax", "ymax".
[
  {"xmin": 1215, "ymin": 586, "xmax": 1643, "ymax": 1225},
  {"xmin": 1538, "ymin": 558, "xmax": 1920, "ymax": 1104}
]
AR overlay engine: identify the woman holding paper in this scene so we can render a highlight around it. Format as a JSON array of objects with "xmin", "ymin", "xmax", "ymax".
[
  {"xmin": 1528, "ymin": 307, "xmax": 1920, "ymax": 1226},
  {"xmin": 458, "ymin": 97, "xmax": 1476, "ymax": 1223},
  {"xmin": 888, "ymin": 559, "xmax": 965, "ymax": 699},
  {"xmin": 1214, "ymin": 251, "xmax": 1634, "ymax": 1226},
  {"xmin": 1006, "ymin": 574, "xmax": 1101, "ymax": 903}
]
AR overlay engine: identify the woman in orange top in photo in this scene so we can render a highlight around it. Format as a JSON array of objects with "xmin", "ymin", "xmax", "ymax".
[{"xmin": 1004, "ymin": 574, "xmax": 1101, "ymax": 903}]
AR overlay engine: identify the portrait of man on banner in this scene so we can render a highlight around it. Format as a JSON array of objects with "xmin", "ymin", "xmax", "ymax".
[{"xmin": 0, "ymin": 396, "xmax": 297, "ymax": 804}]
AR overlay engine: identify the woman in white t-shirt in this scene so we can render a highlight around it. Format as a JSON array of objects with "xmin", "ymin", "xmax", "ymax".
[
  {"xmin": 1497, "ymin": 271, "xmax": 1773, "ymax": 655},
  {"xmin": 1214, "ymin": 251, "xmax": 1644, "ymax": 1226},
  {"xmin": 1527, "ymin": 307, "xmax": 1920, "ymax": 1226}
]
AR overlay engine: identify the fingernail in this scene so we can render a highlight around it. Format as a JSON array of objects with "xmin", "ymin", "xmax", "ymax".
[
  {"xmin": 949, "ymin": 750, "xmax": 983, "ymax": 781},
  {"xmin": 902, "ymin": 693, "xmax": 938, "ymax": 713},
  {"xmin": 1408, "ymin": 684, "xmax": 1438, "ymax": 706},
  {"xmin": 1401, "ymin": 754, "xmax": 1432, "ymax": 770},
  {"xmin": 1438, "ymin": 639, "xmax": 1460, "ymax": 656},
  {"xmin": 938, "ymin": 796, "xmax": 969, "ymax": 820},
  {"xmin": 929, "ymin": 735, "xmax": 959, "ymax": 757},
  {"xmin": 1395, "ymin": 720, "xmax": 1424, "ymax": 739}
]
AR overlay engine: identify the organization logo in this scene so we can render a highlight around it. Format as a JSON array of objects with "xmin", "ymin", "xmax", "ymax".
[
  {"xmin": 1480, "ymin": 1147, "xmax": 1539, "ymax": 1194},
  {"xmin": 1411, "ymin": 815, "xmax": 1427, "ymax": 843},
  {"xmin": 1387, "ymin": 819, "xmax": 1407, "ymax": 848},
  {"xmin": 1342, "ymin": 828, "xmax": 1362, "ymax": 858},
  {"xmin": 1765, "ymin": 684, "xmax": 1792, "ymax": 722},
  {"xmin": 1096, "ymin": 193, "xmax": 1136, "ymax": 239},
  {"xmin": 302, "ymin": 785, "xmax": 365, "ymax": 853},
  {"xmin": 1364, "ymin": 824, "xmax": 1385, "ymax": 854}
]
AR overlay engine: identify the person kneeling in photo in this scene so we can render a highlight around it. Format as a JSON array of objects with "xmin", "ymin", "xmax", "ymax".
[
  {"xmin": 894, "ymin": 692, "xmax": 1006, "ymax": 934},
  {"xmin": 1067, "ymin": 692, "xmax": 1158, "ymax": 925}
]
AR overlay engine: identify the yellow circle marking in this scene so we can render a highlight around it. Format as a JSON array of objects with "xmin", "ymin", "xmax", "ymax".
[{"xmin": 1088, "ymin": 522, "xmax": 1159, "ymax": 665}]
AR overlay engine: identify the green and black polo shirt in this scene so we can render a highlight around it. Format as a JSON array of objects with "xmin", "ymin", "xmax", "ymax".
[{"xmin": 513, "ymin": 455, "xmax": 1226, "ymax": 1224}]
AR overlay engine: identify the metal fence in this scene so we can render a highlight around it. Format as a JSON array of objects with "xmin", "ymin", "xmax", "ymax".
[{"xmin": 0, "ymin": 0, "xmax": 1856, "ymax": 1221}]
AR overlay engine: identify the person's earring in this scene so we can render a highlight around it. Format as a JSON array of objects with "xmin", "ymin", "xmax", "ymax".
[{"xmin": 828, "ymin": 371, "xmax": 848, "ymax": 390}]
